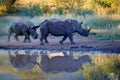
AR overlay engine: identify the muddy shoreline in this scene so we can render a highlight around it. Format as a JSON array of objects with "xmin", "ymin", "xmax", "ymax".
[{"xmin": 0, "ymin": 36, "xmax": 120, "ymax": 53}]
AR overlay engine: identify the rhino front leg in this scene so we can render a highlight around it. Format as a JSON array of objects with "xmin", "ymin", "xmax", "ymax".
[
  {"xmin": 40, "ymin": 35, "xmax": 44, "ymax": 45},
  {"xmin": 14, "ymin": 34, "xmax": 19, "ymax": 41},
  {"xmin": 23, "ymin": 36, "xmax": 27, "ymax": 42},
  {"xmin": 59, "ymin": 35, "xmax": 68, "ymax": 44},
  {"xmin": 44, "ymin": 34, "xmax": 49, "ymax": 44},
  {"xmin": 44, "ymin": 38, "xmax": 49, "ymax": 44},
  {"xmin": 27, "ymin": 35, "xmax": 31, "ymax": 42},
  {"xmin": 68, "ymin": 33, "xmax": 75, "ymax": 44}
]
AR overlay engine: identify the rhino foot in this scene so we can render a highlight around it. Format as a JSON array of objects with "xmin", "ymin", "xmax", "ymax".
[
  {"xmin": 40, "ymin": 43, "xmax": 44, "ymax": 45},
  {"xmin": 45, "ymin": 40, "xmax": 49, "ymax": 44},
  {"xmin": 28, "ymin": 40, "xmax": 31, "ymax": 43},
  {"xmin": 59, "ymin": 41, "xmax": 63, "ymax": 44},
  {"xmin": 23, "ymin": 40, "xmax": 31, "ymax": 43},
  {"xmin": 71, "ymin": 42, "xmax": 75, "ymax": 45}
]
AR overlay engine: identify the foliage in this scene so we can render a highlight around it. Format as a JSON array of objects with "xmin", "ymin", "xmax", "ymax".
[
  {"xmin": 0, "ymin": 0, "xmax": 120, "ymax": 16},
  {"xmin": 93, "ymin": 0, "xmax": 114, "ymax": 8},
  {"xmin": 74, "ymin": 9, "xmax": 94, "ymax": 18},
  {"xmin": 19, "ymin": 4, "xmax": 43, "ymax": 17},
  {"xmin": 92, "ymin": 0, "xmax": 120, "ymax": 15},
  {"xmin": 0, "ymin": 0, "xmax": 17, "ymax": 15},
  {"xmin": 54, "ymin": 7, "xmax": 64, "ymax": 15}
]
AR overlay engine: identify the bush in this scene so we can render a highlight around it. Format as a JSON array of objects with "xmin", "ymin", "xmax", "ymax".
[
  {"xmin": 19, "ymin": 4, "xmax": 42, "ymax": 17},
  {"xmin": 54, "ymin": 7, "xmax": 64, "ymax": 15},
  {"xmin": 40, "ymin": 4, "xmax": 52, "ymax": 14},
  {"xmin": 75, "ymin": 9, "xmax": 94, "ymax": 16}
]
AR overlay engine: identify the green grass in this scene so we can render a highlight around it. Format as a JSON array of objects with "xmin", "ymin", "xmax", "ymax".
[
  {"xmin": 83, "ymin": 16, "xmax": 120, "ymax": 29},
  {"xmin": 97, "ymin": 26, "xmax": 120, "ymax": 40}
]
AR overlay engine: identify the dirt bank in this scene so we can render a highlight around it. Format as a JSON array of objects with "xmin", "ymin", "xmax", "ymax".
[{"xmin": 0, "ymin": 36, "xmax": 120, "ymax": 53}]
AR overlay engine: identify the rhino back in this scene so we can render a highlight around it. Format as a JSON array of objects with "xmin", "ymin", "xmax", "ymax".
[{"xmin": 11, "ymin": 22, "xmax": 29, "ymax": 35}]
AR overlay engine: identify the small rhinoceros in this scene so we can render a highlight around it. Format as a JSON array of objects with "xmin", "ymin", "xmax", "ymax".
[
  {"xmin": 7, "ymin": 21, "xmax": 39, "ymax": 42},
  {"xmin": 39, "ymin": 19, "xmax": 91, "ymax": 45}
]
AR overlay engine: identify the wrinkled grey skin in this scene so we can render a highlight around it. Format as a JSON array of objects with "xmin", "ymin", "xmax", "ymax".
[
  {"xmin": 8, "ymin": 50, "xmax": 38, "ymax": 70},
  {"xmin": 39, "ymin": 19, "xmax": 91, "ymax": 45},
  {"xmin": 39, "ymin": 52, "xmax": 91, "ymax": 73},
  {"xmin": 7, "ymin": 21, "xmax": 39, "ymax": 42}
]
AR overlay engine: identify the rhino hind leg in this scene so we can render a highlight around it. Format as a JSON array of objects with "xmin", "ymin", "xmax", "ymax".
[
  {"xmin": 7, "ymin": 28, "xmax": 12, "ymax": 42},
  {"xmin": 14, "ymin": 34, "xmax": 19, "ymax": 41}
]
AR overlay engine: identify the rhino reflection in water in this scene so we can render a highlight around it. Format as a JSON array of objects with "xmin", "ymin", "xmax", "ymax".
[
  {"xmin": 9, "ymin": 50, "xmax": 38, "ymax": 70},
  {"xmin": 39, "ymin": 52, "xmax": 91, "ymax": 73}
]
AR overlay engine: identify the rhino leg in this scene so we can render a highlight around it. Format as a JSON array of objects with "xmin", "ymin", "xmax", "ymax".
[
  {"xmin": 68, "ymin": 33, "xmax": 75, "ymax": 44},
  {"xmin": 14, "ymin": 34, "xmax": 19, "ymax": 41},
  {"xmin": 23, "ymin": 32, "xmax": 31, "ymax": 43},
  {"xmin": 44, "ymin": 38, "xmax": 49, "ymax": 44},
  {"xmin": 7, "ymin": 28, "xmax": 12, "ymax": 42},
  {"xmin": 44, "ymin": 34, "xmax": 49, "ymax": 44},
  {"xmin": 23, "ymin": 36, "xmax": 27, "ymax": 42},
  {"xmin": 40, "ymin": 35, "xmax": 44, "ymax": 45},
  {"xmin": 59, "ymin": 35, "xmax": 68, "ymax": 44}
]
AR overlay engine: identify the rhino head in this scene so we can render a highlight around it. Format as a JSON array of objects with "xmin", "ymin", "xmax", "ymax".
[
  {"xmin": 76, "ymin": 21, "xmax": 91, "ymax": 37},
  {"xmin": 67, "ymin": 19, "xmax": 91, "ymax": 37},
  {"xmin": 26, "ymin": 21, "xmax": 39, "ymax": 39},
  {"xmin": 29, "ymin": 26, "xmax": 39, "ymax": 39}
]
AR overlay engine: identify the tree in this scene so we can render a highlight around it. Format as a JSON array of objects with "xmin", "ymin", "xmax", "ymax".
[{"xmin": 0, "ymin": 0, "xmax": 17, "ymax": 14}]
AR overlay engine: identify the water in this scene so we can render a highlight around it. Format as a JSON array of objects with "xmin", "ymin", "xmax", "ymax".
[{"xmin": 0, "ymin": 49, "xmax": 119, "ymax": 80}]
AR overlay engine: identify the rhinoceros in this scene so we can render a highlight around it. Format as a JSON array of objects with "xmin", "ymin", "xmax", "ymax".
[
  {"xmin": 7, "ymin": 21, "xmax": 39, "ymax": 42},
  {"xmin": 39, "ymin": 52, "xmax": 91, "ymax": 73},
  {"xmin": 39, "ymin": 19, "xmax": 91, "ymax": 45}
]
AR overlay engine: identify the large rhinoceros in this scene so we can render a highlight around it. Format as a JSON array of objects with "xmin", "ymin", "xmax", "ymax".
[
  {"xmin": 7, "ymin": 21, "xmax": 39, "ymax": 42},
  {"xmin": 39, "ymin": 19, "xmax": 91, "ymax": 45},
  {"xmin": 39, "ymin": 52, "xmax": 91, "ymax": 73}
]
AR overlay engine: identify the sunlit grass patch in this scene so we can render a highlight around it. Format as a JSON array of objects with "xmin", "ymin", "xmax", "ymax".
[{"xmin": 97, "ymin": 25, "xmax": 120, "ymax": 40}]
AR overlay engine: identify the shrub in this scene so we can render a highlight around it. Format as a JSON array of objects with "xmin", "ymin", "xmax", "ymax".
[
  {"xmin": 19, "ymin": 4, "xmax": 42, "ymax": 17},
  {"xmin": 75, "ymin": 9, "xmax": 94, "ymax": 17},
  {"xmin": 54, "ymin": 7, "xmax": 64, "ymax": 15}
]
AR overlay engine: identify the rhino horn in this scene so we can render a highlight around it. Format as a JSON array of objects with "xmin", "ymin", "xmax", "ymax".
[{"xmin": 87, "ymin": 27, "xmax": 91, "ymax": 32}]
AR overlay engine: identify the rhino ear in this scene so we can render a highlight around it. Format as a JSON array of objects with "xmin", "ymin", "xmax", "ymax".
[{"xmin": 80, "ymin": 21, "xmax": 83, "ymax": 24}]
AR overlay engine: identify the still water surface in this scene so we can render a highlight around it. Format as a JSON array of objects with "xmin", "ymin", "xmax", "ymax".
[{"xmin": 0, "ymin": 49, "xmax": 119, "ymax": 80}]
